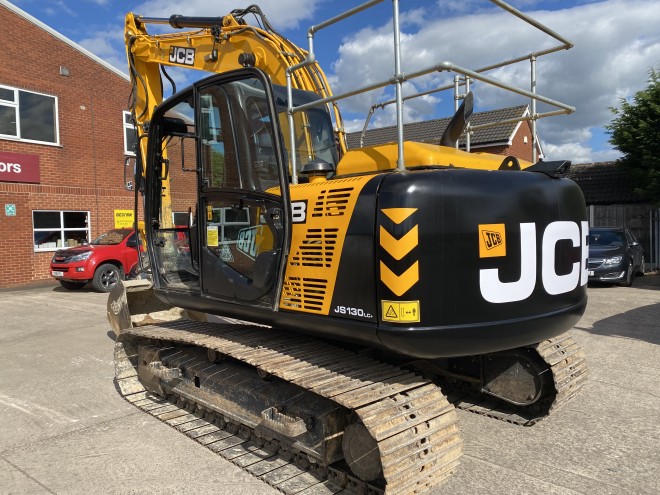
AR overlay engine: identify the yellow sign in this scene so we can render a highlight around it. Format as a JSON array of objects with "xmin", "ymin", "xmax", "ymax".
[
  {"xmin": 114, "ymin": 210, "xmax": 134, "ymax": 229},
  {"xmin": 381, "ymin": 300, "xmax": 420, "ymax": 323},
  {"xmin": 478, "ymin": 223, "xmax": 506, "ymax": 258},
  {"xmin": 207, "ymin": 225, "xmax": 219, "ymax": 247}
]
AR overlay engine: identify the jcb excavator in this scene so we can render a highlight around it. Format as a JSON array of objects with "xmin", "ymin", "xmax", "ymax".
[{"xmin": 108, "ymin": 3, "xmax": 588, "ymax": 494}]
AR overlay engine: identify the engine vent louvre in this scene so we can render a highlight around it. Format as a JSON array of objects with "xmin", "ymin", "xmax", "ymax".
[
  {"xmin": 290, "ymin": 228, "xmax": 339, "ymax": 268},
  {"xmin": 311, "ymin": 187, "xmax": 354, "ymax": 218},
  {"xmin": 281, "ymin": 277, "xmax": 328, "ymax": 312}
]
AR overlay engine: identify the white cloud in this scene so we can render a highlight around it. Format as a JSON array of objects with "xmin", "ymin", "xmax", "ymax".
[
  {"xmin": 542, "ymin": 141, "xmax": 593, "ymax": 164},
  {"xmin": 328, "ymin": 0, "xmax": 660, "ymax": 161},
  {"xmin": 44, "ymin": 0, "xmax": 76, "ymax": 17},
  {"xmin": 60, "ymin": 0, "xmax": 657, "ymax": 162},
  {"xmin": 591, "ymin": 147, "xmax": 623, "ymax": 163},
  {"xmin": 541, "ymin": 139, "xmax": 622, "ymax": 164},
  {"xmin": 78, "ymin": 29, "xmax": 127, "ymax": 74}
]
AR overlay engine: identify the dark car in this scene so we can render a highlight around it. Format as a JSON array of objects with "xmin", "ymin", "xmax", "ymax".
[
  {"xmin": 588, "ymin": 227, "xmax": 645, "ymax": 286},
  {"xmin": 50, "ymin": 229, "xmax": 141, "ymax": 292}
]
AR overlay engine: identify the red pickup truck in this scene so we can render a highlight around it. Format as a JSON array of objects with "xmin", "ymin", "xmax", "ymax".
[{"xmin": 50, "ymin": 228, "xmax": 140, "ymax": 292}]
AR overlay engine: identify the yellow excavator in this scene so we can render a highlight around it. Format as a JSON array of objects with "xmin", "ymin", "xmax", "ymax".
[{"xmin": 108, "ymin": 4, "xmax": 588, "ymax": 494}]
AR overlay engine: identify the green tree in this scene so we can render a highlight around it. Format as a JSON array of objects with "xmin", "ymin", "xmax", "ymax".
[{"xmin": 607, "ymin": 68, "xmax": 660, "ymax": 205}]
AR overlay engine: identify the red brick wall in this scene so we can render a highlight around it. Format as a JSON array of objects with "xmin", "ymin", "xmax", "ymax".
[
  {"xmin": 475, "ymin": 120, "xmax": 540, "ymax": 163},
  {"xmin": 505, "ymin": 120, "xmax": 534, "ymax": 163},
  {"xmin": 0, "ymin": 5, "xmax": 134, "ymax": 288}
]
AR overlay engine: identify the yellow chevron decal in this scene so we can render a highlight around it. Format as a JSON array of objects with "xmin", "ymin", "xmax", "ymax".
[
  {"xmin": 379, "ymin": 225, "xmax": 418, "ymax": 260},
  {"xmin": 380, "ymin": 261, "xmax": 419, "ymax": 297},
  {"xmin": 381, "ymin": 207, "xmax": 417, "ymax": 224}
]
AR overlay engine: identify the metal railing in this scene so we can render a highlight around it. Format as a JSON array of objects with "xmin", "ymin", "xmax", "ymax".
[{"xmin": 286, "ymin": 0, "xmax": 576, "ymax": 183}]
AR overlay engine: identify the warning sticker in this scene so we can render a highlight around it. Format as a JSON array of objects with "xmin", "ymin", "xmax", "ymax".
[
  {"xmin": 381, "ymin": 300, "xmax": 420, "ymax": 323},
  {"xmin": 207, "ymin": 225, "xmax": 219, "ymax": 247}
]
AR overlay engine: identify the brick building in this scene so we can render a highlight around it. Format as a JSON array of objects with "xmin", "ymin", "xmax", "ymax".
[
  {"xmin": 347, "ymin": 105, "xmax": 543, "ymax": 163},
  {"xmin": 0, "ymin": 1, "xmax": 134, "ymax": 289}
]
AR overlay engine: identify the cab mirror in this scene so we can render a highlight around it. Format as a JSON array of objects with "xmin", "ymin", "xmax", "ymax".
[{"xmin": 124, "ymin": 156, "xmax": 137, "ymax": 191}]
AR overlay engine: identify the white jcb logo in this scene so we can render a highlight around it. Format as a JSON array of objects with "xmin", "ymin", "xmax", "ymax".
[
  {"xmin": 169, "ymin": 46, "xmax": 195, "ymax": 66},
  {"xmin": 480, "ymin": 221, "xmax": 588, "ymax": 303},
  {"xmin": 291, "ymin": 201, "xmax": 307, "ymax": 223}
]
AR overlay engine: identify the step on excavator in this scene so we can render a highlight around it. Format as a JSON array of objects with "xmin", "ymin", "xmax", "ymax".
[{"xmin": 108, "ymin": 2, "xmax": 588, "ymax": 493}]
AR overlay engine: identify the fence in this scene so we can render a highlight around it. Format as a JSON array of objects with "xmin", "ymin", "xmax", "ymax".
[{"xmin": 589, "ymin": 204, "xmax": 660, "ymax": 270}]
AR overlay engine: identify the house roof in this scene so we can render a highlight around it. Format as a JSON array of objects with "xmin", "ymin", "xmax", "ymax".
[
  {"xmin": 346, "ymin": 105, "xmax": 530, "ymax": 149},
  {"xmin": 566, "ymin": 161, "xmax": 644, "ymax": 205},
  {"xmin": 0, "ymin": 0, "xmax": 128, "ymax": 81}
]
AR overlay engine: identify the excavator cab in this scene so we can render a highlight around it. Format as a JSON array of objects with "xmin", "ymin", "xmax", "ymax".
[{"xmin": 143, "ymin": 68, "xmax": 296, "ymax": 311}]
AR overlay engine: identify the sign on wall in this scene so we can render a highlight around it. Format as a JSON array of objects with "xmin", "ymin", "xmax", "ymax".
[
  {"xmin": 5, "ymin": 204, "xmax": 16, "ymax": 216},
  {"xmin": 114, "ymin": 210, "xmax": 134, "ymax": 229},
  {"xmin": 0, "ymin": 151, "xmax": 40, "ymax": 184}
]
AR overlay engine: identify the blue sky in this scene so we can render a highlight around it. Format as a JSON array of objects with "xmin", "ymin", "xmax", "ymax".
[{"xmin": 9, "ymin": 0, "xmax": 660, "ymax": 163}]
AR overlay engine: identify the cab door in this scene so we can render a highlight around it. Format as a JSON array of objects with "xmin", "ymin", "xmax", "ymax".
[{"xmin": 194, "ymin": 70, "xmax": 290, "ymax": 308}]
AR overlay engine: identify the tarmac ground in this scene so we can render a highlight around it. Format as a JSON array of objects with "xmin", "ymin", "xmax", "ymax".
[{"xmin": 1, "ymin": 275, "xmax": 658, "ymax": 494}]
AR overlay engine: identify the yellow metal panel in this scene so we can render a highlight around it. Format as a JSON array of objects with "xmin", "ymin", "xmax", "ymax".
[
  {"xmin": 381, "ymin": 207, "xmax": 417, "ymax": 224},
  {"xmin": 279, "ymin": 176, "xmax": 373, "ymax": 314},
  {"xmin": 336, "ymin": 141, "xmax": 532, "ymax": 176},
  {"xmin": 379, "ymin": 207, "xmax": 420, "ymax": 297},
  {"xmin": 379, "ymin": 225, "xmax": 418, "ymax": 261},
  {"xmin": 379, "ymin": 261, "xmax": 420, "ymax": 298}
]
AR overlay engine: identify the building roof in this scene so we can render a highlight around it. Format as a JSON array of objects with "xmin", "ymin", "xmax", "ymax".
[
  {"xmin": 0, "ymin": 0, "xmax": 128, "ymax": 81},
  {"xmin": 566, "ymin": 161, "xmax": 645, "ymax": 205},
  {"xmin": 346, "ymin": 105, "xmax": 530, "ymax": 149}
]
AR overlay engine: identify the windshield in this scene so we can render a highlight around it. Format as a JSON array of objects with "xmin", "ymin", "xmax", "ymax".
[
  {"xmin": 272, "ymin": 84, "xmax": 339, "ymax": 171},
  {"xmin": 589, "ymin": 230, "xmax": 624, "ymax": 247},
  {"xmin": 91, "ymin": 229, "xmax": 132, "ymax": 245}
]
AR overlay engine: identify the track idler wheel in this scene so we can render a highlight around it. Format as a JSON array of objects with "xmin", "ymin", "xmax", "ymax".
[{"xmin": 342, "ymin": 420, "xmax": 383, "ymax": 482}]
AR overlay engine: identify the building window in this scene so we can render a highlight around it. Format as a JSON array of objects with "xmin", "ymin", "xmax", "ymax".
[
  {"xmin": 0, "ymin": 84, "xmax": 59, "ymax": 145},
  {"xmin": 33, "ymin": 211, "xmax": 90, "ymax": 251},
  {"xmin": 123, "ymin": 111, "xmax": 137, "ymax": 155},
  {"xmin": 173, "ymin": 211, "xmax": 193, "ymax": 226},
  {"xmin": 209, "ymin": 207, "xmax": 250, "ymax": 246}
]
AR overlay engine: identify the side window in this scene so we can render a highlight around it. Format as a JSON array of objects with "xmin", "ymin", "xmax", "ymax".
[
  {"xmin": 126, "ymin": 233, "xmax": 138, "ymax": 248},
  {"xmin": 204, "ymin": 195, "xmax": 278, "ymax": 279},
  {"xmin": 157, "ymin": 99, "xmax": 197, "ymax": 229},
  {"xmin": 245, "ymin": 96, "xmax": 279, "ymax": 188},
  {"xmin": 149, "ymin": 96, "xmax": 200, "ymax": 291},
  {"xmin": 199, "ymin": 90, "xmax": 235, "ymax": 189},
  {"xmin": 199, "ymin": 80, "xmax": 279, "ymax": 192},
  {"xmin": 205, "ymin": 202, "xmax": 264, "ymax": 278}
]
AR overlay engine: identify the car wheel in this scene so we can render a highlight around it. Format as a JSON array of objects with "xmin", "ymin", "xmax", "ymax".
[
  {"xmin": 620, "ymin": 263, "xmax": 633, "ymax": 287},
  {"xmin": 636, "ymin": 256, "xmax": 645, "ymax": 276},
  {"xmin": 59, "ymin": 280, "xmax": 86, "ymax": 290},
  {"xmin": 92, "ymin": 263, "xmax": 122, "ymax": 293}
]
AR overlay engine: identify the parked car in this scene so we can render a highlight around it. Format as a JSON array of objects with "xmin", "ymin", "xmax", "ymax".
[
  {"xmin": 50, "ymin": 229, "xmax": 140, "ymax": 292},
  {"xmin": 588, "ymin": 227, "xmax": 645, "ymax": 286}
]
